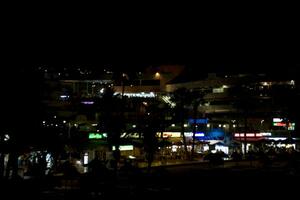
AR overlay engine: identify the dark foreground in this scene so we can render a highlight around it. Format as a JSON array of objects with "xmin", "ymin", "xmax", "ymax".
[{"xmin": 1, "ymin": 164, "xmax": 299, "ymax": 200}]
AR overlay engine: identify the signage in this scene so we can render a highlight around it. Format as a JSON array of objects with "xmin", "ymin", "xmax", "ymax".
[
  {"xmin": 112, "ymin": 145, "xmax": 134, "ymax": 151},
  {"xmin": 188, "ymin": 118, "xmax": 208, "ymax": 124},
  {"xmin": 88, "ymin": 133, "xmax": 107, "ymax": 139}
]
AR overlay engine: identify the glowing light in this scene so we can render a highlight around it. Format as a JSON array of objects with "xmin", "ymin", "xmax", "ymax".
[
  {"xmin": 84, "ymin": 153, "xmax": 88, "ymax": 165},
  {"xmin": 115, "ymin": 92, "xmax": 156, "ymax": 98},
  {"xmin": 88, "ymin": 133, "xmax": 107, "ymax": 139},
  {"xmin": 132, "ymin": 124, "xmax": 136, "ymax": 128},
  {"xmin": 129, "ymin": 155, "xmax": 136, "ymax": 159},
  {"xmin": 223, "ymin": 125, "xmax": 226, "ymax": 128},
  {"xmin": 112, "ymin": 145, "xmax": 134, "ymax": 151},
  {"xmin": 91, "ymin": 123, "xmax": 98, "ymax": 126},
  {"xmin": 4, "ymin": 134, "xmax": 10, "ymax": 141},
  {"xmin": 246, "ymin": 133, "xmax": 255, "ymax": 137},
  {"xmin": 184, "ymin": 124, "xmax": 188, "ymax": 127},
  {"xmin": 42, "ymin": 121, "xmax": 46, "ymax": 124},
  {"xmin": 100, "ymin": 88, "xmax": 104, "ymax": 93},
  {"xmin": 171, "ymin": 124, "xmax": 176, "ymax": 127},
  {"xmin": 233, "ymin": 124, "xmax": 236, "ymax": 128},
  {"xmin": 268, "ymin": 137, "xmax": 287, "ymax": 141},
  {"xmin": 219, "ymin": 124, "xmax": 222, "ymax": 128},
  {"xmin": 154, "ymin": 72, "xmax": 161, "ymax": 79},
  {"xmin": 195, "ymin": 133, "xmax": 205, "ymax": 137},
  {"xmin": 261, "ymin": 132, "xmax": 272, "ymax": 136},
  {"xmin": 63, "ymin": 120, "xmax": 66, "ymax": 123},
  {"xmin": 273, "ymin": 122, "xmax": 286, "ymax": 127},
  {"xmin": 207, "ymin": 124, "xmax": 210, "ymax": 128},
  {"xmin": 81, "ymin": 101, "xmax": 94, "ymax": 105},
  {"xmin": 273, "ymin": 118, "xmax": 283, "ymax": 122}
]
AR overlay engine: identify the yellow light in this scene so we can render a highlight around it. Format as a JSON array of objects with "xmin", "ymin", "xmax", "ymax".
[{"xmin": 155, "ymin": 72, "xmax": 161, "ymax": 79}]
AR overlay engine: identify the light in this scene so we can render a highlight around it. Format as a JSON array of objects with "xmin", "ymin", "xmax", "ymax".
[
  {"xmin": 132, "ymin": 124, "xmax": 136, "ymax": 128},
  {"xmin": 74, "ymin": 123, "xmax": 78, "ymax": 127},
  {"xmin": 195, "ymin": 132, "xmax": 205, "ymax": 137},
  {"xmin": 234, "ymin": 133, "xmax": 240, "ymax": 137},
  {"xmin": 54, "ymin": 116, "xmax": 56, "ymax": 119},
  {"xmin": 4, "ymin": 134, "xmax": 10, "ymax": 141},
  {"xmin": 91, "ymin": 123, "xmax": 98, "ymax": 126},
  {"xmin": 207, "ymin": 124, "xmax": 210, "ymax": 128},
  {"xmin": 222, "ymin": 85, "xmax": 229, "ymax": 88},
  {"xmin": 55, "ymin": 124, "xmax": 58, "ymax": 127},
  {"xmin": 290, "ymin": 80, "xmax": 295, "ymax": 85},
  {"xmin": 233, "ymin": 124, "xmax": 236, "ymax": 128},
  {"xmin": 171, "ymin": 124, "xmax": 176, "ymax": 127},
  {"xmin": 129, "ymin": 155, "xmax": 136, "ymax": 159},
  {"xmin": 89, "ymin": 133, "xmax": 103, "ymax": 139},
  {"xmin": 256, "ymin": 133, "xmax": 263, "ymax": 137},
  {"xmin": 219, "ymin": 124, "xmax": 222, "ymax": 128},
  {"xmin": 184, "ymin": 132, "xmax": 193, "ymax": 137},
  {"xmin": 60, "ymin": 95, "xmax": 69, "ymax": 99},
  {"xmin": 112, "ymin": 145, "xmax": 134, "ymax": 151},
  {"xmin": 223, "ymin": 125, "xmax": 226, "ymax": 128},
  {"xmin": 273, "ymin": 118, "xmax": 283, "ymax": 122},
  {"xmin": 261, "ymin": 132, "xmax": 272, "ymax": 136},
  {"xmin": 147, "ymin": 113, "xmax": 150, "ymax": 115},
  {"xmin": 268, "ymin": 137, "xmax": 287, "ymax": 141},
  {"xmin": 81, "ymin": 101, "xmax": 94, "ymax": 105},
  {"xmin": 63, "ymin": 120, "xmax": 66, "ymax": 124},
  {"xmin": 84, "ymin": 153, "xmax": 88, "ymax": 165},
  {"xmin": 76, "ymin": 160, "xmax": 81, "ymax": 165},
  {"xmin": 42, "ymin": 121, "xmax": 46, "ymax": 124},
  {"xmin": 273, "ymin": 122, "xmax": 286, "ymax": 127},
  {"xmin": 114, "ymin": 92, "xmax": 156, "ymax": 98},
  {"xmin": 184, "ymin": 124, "xmax": 188, "ymax": 127},
  {"xmin": 100, "ymin": 88, "xmax": 104, "ymax": 94},
  {"xmin": 154, "ymin": 72, "xmax": 161, "ymax": 79}
]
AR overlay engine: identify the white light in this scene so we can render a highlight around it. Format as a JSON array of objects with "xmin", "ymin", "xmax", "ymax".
[
  {"xmin": 261, "ymin": 132, "xmax": 272, "ymax": 136},
  {"xmin": 84, "ymin": 153, "xmax": 88, "ymax": 165},
  {"xmin": 42, "ymin": 121, "xmax": 46, "ymax": 124},
  {"xmin": 207, "ymin": 124, "xmax": 210, "ymax": 128},
  {"xmin": 74, "ymin": 123, "xmax": 78, "ymax": 127},
  {"xmin": 256, "ymin": 133, "xmax": 263, "ymax": 137},
  {"xmin": 54, "ymin": 116, "xmax": 57, "ymax": 119},
  {"xmin": 132, "ymin": 125, "xmax": 136, "ymax": 128},
  {"xmin": 55, "ymin": 124, "xmax": 58, "ymax": 127},
  {"xmin": 100, "ymin": 88, "xmax": 104, "ymax": 94},
  {"xmin": 91, "ymin": 123, "xmax": 98, "ymax": 126},
  {"xmin": 184, "ymin": 124, "xmax": 188, "ymax": 127},
  {"xmin": 112, "ymin": 145, "xmax": 134, "ymax": 151},
  {"xmin": 195, "ymin": 133, "xmax": 205, "ymax": 137},
  {"xmin": 233, "ymin": 124, "xmax": 236, "ymax": 128},
  {"xmin": 129, "ymin": 155, "xmax": 136, "ymax": 159},
  {"xmin": 222, "ymin": 85, "xmax": 229, "ymax": 88},
  {"xmin": 246, "ymin": 133, "xmax": 255, "ymax": 137},
  {"xmin": 219, "ymin": 124, "xmax": 222, "ymax": 127},
  {"xmin": 273, "ymin": 118, "xmax": 283, "ymax": 122},
  {"xmin": 268, "ymin": 137, "xmax": 287, "ymax": 141},
  {"xmin": 234, "ymin": 133, "xmax": 240, "ymax": 137},
  {"xmin": 4, "ymin": 134, "xmax": 10, "ymax": 141},
  {"xmin": 76, "ymin": 160, "xmax": 81, "ymax": 165},
  {"xmin": 184, "ymin": 132, "xmax": 193, "ymax": 137},
  {"xmin": 63, "ymin": 120, "xmax": 66, "ymax": 123},
  {"xmin": 223, "ymin": 125, "xmax": 226, "ymax": 128},
  {"xmin": 171, "ymin": 124, "xmax": 176, "ymax": 127},
  {"xmin": 147, "ymin": 113, "xmax": 150, "ymax": 115}
]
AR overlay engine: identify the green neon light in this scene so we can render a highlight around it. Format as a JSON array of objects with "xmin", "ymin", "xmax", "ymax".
[{"xmin": 88, "ymin": 133, "xmax": 108, "ymax": 139}]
